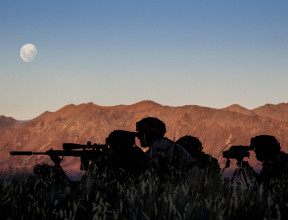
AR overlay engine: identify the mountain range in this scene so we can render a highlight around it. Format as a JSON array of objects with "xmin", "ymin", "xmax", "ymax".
[{"xmin": 1, "ymin": 100, "xmax": 288, "ymax": 175}]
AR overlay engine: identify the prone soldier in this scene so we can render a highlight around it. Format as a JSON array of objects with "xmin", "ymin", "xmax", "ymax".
[
  {"xmin": 251, "ymin": 135, "xmax": 288, "ymax": 187},
  {"xmin": 104, "ymin": 130, "xmax": 147, "ymax": 180},
  {"xmin": 176, "ymin": 135, "xmax": 220, "ymax": 174},
  {"xmin": 83, "ymin": 130, "xmax": 147, "ymax": 208},
  {"xmin": 223, "ymin": 135, "xmax": 288, "ymax": 188}
]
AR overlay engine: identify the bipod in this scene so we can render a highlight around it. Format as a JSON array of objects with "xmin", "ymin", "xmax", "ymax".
[{"xmin": 231, "ymin": 159, "xmax": 249, "ymax": 186}]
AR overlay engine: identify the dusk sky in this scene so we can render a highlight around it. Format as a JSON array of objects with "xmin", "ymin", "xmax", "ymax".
[{"xmin": 1, "ymin": 0, "xmax": 288, "ymax": 120}]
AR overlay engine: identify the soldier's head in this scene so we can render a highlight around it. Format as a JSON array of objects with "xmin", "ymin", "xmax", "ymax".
[
  {"xmin": 136, "ymin": 117, "xmax": 166, "ymax": 147},
  {"xmin": 176, "ymin": 135, "xmax": 203, "ymax": 158},
  {"xmin": 106, "ymin": 130, "xmax": 136, "ymax": 152},
  {"xmin": 250, "ymin": 135, "xmax": 281, "ymax": 162}
]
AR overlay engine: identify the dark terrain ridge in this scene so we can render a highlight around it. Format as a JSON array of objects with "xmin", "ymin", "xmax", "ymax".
[{"xmin": 1, "ymin": 100, "xmax": 288, "ymax": 173}]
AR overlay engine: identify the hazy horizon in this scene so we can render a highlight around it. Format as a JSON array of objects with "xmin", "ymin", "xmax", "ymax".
[{"xmin": 1, "ymin": 1, "xmax": 288, "ymax": 119}]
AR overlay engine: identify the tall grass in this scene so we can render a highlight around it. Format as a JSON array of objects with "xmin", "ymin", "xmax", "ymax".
[{"xmin": 1, "ymin": 167, "xmax": 288, "ymax": 220}]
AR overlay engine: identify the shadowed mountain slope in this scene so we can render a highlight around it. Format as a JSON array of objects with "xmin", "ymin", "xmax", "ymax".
[{"xmin": 0, "ymin": 116, "xmax": 17, "ymax": 128}]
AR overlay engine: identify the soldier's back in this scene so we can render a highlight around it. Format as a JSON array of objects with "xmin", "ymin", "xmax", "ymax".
[
  {"xmin": 148, "ymin": 137, "xmax": 195, "ymax": 172},
  {"xmin": 198, "ymin": 153, "xmax": 220, "ymax": 173},
  {"xmin": 259, "ymin": 151, "xmax": 288, "ymax": 185}
]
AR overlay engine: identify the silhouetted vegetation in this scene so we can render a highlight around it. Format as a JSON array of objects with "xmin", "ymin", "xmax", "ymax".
[{"xmin": 1, "ymin": 167, "xmax": 288, "ymax": 220}]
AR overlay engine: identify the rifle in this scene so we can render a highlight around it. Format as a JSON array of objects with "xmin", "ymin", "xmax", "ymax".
[
  {"xmin": 10, "ymin": 130, "xmax": 140, "ymax": 182},
  {"xmin": 11, "ymin": 141, "xmax": 108, "ymax": 170},
  {"xmin": 10, "ymin": 142, "xmax": 109, "ymax": 183}
]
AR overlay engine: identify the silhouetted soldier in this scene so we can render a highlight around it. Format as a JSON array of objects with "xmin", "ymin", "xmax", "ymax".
[
  {"xmin": 249, "ymin": 135, "xmax": 288, "ymax": 187},
  {"xmin": 104, "ymin": 130, "xmax": 147, "ymax": 181},
  {"xmin": 83, "ymin": 130, "xmax": 147, "ymax": 210},
  {"xmin": 176, "ymin": 135, "xmax": 220, "ymax": 174},
  {"xmin": 136, "ymin": 117, "xmax": 195, "ymax": 176},
  {"xmin": 237, "ymin": 135, "xmax": 288, "ymax": 218}
]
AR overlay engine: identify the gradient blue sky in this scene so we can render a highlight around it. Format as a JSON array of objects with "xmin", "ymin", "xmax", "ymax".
[{"xmin": 1, "ymin": 0, "xmax": 288, "ymax": 119}]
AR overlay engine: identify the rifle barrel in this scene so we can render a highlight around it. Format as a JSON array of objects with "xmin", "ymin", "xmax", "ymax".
[
  {"xmin": 10, "ymin": 151, "xmax": 33, "ymax": 155},
  {"xmin": 10, "ymin": 151, "xmax": 48, "ymax": 155}
]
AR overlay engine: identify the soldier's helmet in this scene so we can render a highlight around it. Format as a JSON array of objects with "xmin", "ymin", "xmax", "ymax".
[
  {"xmin": 106, "ymin": 130, "xmax": 136, "ymax": 151},
  {"xmin": 250, "ymin": 135, "xmax": 281, "ymax": 161},
  {"xmin": 136, "ymin": 117, "xmax": 166, "ymax": 137},
  {"xmin": 176, "ymin": 135, "xmax": 203, "ymax": 157},
  {"xmin": 136, "ymin": 117, "xmax": 166, "ymax": 147}
]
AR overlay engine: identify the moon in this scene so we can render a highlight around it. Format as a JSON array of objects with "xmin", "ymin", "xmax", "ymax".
[{"xmin": 20, "ymin": 44, "xmax": 38, "ymax": 62}]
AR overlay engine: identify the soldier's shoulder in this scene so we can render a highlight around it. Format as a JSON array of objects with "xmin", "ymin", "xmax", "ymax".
[
  {"xmin": 150, "ymin": 137, "xmax": 173, "ymax": 149},
  {"xmin": 278, "ymin": 151, "xmax": 288, "ymax": 165},
  {"xmin": 161, "ymin": 137, "xmax": 174, "ymax": 144},
  {"xmin": 199, "ymin": 153, "xmax": 220, "ymax": 170},
  {"xmin": 200, "ymin": 152, "xmax": 217, "ymax": 162},
  {"xmin": 279, "ymin": 151, "xmax": 288, "ymax": 159},
  {"xmin": 128, "ymin": 146, "xmax": 145, "ymax": 156}
]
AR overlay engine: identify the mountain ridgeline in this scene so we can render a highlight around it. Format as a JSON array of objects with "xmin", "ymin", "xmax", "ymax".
[{"xmin": 1, "ymin": 101, "xmax": 288, "ymax": 171}]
